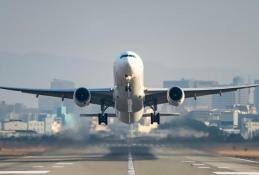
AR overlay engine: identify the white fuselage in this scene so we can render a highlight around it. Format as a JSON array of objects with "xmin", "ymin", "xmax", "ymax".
[{"xmin": 113, "ymin": 52, "xmax": 145, "ymax": 124}]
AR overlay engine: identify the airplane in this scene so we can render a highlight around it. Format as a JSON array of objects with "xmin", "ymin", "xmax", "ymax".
[{"xmin": 0, "ymin": 51, "xmax": 258, "ymax": 125}]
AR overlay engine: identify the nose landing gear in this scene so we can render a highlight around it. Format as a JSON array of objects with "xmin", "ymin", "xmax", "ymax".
[{"xmin": 125, "ymin": 82, "xmax": 132, "ymax": 92}]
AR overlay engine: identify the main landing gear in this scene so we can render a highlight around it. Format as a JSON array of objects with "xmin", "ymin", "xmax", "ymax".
[
  {"xmin": 98, "ymin": 113, "xmax": 108, "ymax": 125},
  {"xmin": 149, "ymin": 102, "xmax": 160, "ymax": 125},
  {"xmin": 151, "ymin": 112, "xmax": 160, "ymax": 125},
  {"xmin": 98, "ymin": 104, "xmax": 109, "ymax": 125}
]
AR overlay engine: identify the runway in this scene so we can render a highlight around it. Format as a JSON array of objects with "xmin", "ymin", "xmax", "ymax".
[{"xmin": 1, "ymin": 144, "xmax": 259, "ymax": 175}]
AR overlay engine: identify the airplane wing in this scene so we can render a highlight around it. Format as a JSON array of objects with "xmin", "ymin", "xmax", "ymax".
[
  {"xmin": 0, "ymin": 86, "xmax": 114, "ymax": 107},
  {"xmin": 144, "ymin": 84, "xmax": 259, "ymax": 106}
]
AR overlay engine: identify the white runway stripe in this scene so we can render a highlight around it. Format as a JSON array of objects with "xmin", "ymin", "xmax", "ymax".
[
  {"xmin": 128, "ymin": 152, "xmax": 136, "ymax": 175},
  {"xmin": 213, "ymin": 172, "xmax": 259, "ymax": 175},
  {"xmin": 52, "ymin": 165, "xmax": 64, "ymax": 168},
  {"xmin": 56, "ymin": 162, "xmax": 73, "ymax": 165},
  {"xmin": 192, "ymin": 163, "xmax": 205, "ymax": 166},
  {"xmin": 217, "ymin": 167, "xmax": 230, "ymax": 169},
  {"xmin": 0, "ymin": 170, "xmax": 49, "ymax": 174},
  {"xmin": 198, "ymin": 167, "xmax": 210, "ymax": 169},
  {"xmin": 32, "ymin": 166, "xmax": 45, "ymax": 168},
  {"xmin": 231, "ymin": 157, "xmax": 259, "ymax": 164},
  {"xmin": 182, "ymin": 160, "xmax": 195, "ymax": 163}
]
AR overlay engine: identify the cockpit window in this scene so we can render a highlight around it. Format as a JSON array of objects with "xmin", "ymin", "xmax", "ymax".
[{"xmin": 120, "ymin": 54, "xmax": 136, "ymax": 59}]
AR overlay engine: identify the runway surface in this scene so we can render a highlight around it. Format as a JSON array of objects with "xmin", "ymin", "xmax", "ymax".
[{"xmin": 1, "ymin": 143, "xmax": 259, "ymax": 175}]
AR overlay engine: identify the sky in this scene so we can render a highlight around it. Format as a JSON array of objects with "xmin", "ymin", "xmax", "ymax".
[{"xmin": 0, "ymin": 0, "xmax": 259, "ymax": 107}]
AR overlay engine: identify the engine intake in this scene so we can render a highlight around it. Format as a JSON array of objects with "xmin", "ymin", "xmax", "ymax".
[
  {"xmin": 167, "ymin": 87, "xmax": 185, "ymax": 106},
  {"xmin": 73, "ymin": 87, "xmax": 91, "ymax": 107}
]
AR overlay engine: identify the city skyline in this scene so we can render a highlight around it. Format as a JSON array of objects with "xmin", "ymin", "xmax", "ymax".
[{"xmin": 1, "ymin": 1, "xmax": 259, "ymax": 107}]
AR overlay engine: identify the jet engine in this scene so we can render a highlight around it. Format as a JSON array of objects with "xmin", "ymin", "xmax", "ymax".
[
  {"xmin": 73, "ymin": 87, "xmax": 91, "ymax": 107},
  {"xmin": 167, "ymin": 87, "xmax": 185, "ymax": 106}
]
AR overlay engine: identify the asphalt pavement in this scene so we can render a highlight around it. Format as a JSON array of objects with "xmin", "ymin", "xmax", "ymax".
[{"xmin": 0, "ymin": 143, "xmax": 259, "ymax": 175}]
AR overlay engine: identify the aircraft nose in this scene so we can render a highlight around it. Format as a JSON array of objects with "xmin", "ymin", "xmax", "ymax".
[{"xmin": 123, "ymin": 58, "xmax": 134, "ymax": 75}]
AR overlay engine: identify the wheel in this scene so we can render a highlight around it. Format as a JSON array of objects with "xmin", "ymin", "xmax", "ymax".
[
  {"xmin": 156, "ymin": 113, "xmax": 160, "ymax": 125},
  {"xmin": 151, "ymin": 113, "xmax": 154, "ymax": 124},
  {"xmin": 104, "ymin": 113, "xmax": 108, "ymax": 125},
  {"xmin": 98, "ymin": 114, "xmax": 102, "ymax": 125},
  {"xmin": 98, "ymin": 113, "xmax": 108, "ymax": 125},
  {"xmin": 150, "ymin": 113, "xmax": 160, "ymax": 125}
]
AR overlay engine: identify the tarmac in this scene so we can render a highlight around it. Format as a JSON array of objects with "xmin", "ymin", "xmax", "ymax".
[{"xmin": 1, "ymin": 143, "xmax": 259, "ymax": 175}]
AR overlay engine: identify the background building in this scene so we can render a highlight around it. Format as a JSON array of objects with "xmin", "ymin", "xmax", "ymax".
[
  {"xmin": 28, "ymin": 120, "xmax": 45, "ymax": 134},
  {"xmin": 3, "ymin": 120, "xmax": 27, "ymax": 131},
  {"xmin": 38, "ymin": 79, "xmax": 75, "ymax": 113},
  {"xmin": 254, "ymin": 80, "xmax": 259, "ymax": 114},
  {"xmin": 163, "ymin": 79, "xmax": 218, "ymax": 111}
]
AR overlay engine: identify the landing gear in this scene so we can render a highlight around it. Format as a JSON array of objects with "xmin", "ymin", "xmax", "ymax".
[
  {"xmin": 149, "ymin": 101, "xmax": 160, "ymax": 125},
  {"xmin": 98, "ymin": 103, "xmax": 109, "ymax": 125},
  {"xmin": 98, "ymin": 113, "xmax": 108, "ymax": 125},
  {"xmin": 151, "ymin": 113, "xmax": 160, "ymax": 125},
  {"xmin": 125, "ymin": 82, "xmax": 132, "ymax": 92}
]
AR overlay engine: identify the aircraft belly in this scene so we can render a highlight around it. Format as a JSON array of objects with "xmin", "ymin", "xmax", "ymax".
[{"xmin": 116, "ymin": 109, "xmax": 144, "ymax": 124}]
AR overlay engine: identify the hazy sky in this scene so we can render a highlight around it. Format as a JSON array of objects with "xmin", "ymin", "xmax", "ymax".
[{"xmin": 0, "ymin": 0, "xmax": 259, "ymax": 107}]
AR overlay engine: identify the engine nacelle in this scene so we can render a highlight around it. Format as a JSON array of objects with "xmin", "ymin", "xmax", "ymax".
[
  {"xmin": 73, "ymin": 87, "xmax": 91, "ymax": 107},
  {"xmin": 167, "ymin": 87, "xmax": 185, "ymax": 106}
]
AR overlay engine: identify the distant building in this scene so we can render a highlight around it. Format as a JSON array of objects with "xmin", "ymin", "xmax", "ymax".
[
  {"xmin": 0, "ymin": 130, "xmax": 37, "ymax": 138},
  {"xmin": 0, "ymin": 101, "xmax": 14, "ymax": 120},
  {"xmin": 254, "ymin": 80, "xmax": 259, "ymax": 113},
  {"xmin": 233, "ymin": 76, "xmax": 252, "ymax": 105},
  {"xmin": 28, "ymin": 120, "xmax": 45, "ymax": 134},
  {"xmin": 38, "ymin": 79, "xmax": 75, "ymax": 113},
  {"xmin": 186, "ymin": 110, "xmax": 212, "ymax": 123},
  {"xmin": 44, "ymin": 115, "xmax": 54, "ymax": 135},
  {"xmin": 3, "ymin": 120, "xmax": 28, "ymax": 131},
  {"xmin": 163, "ymin": 79, "xmax": 218, "ymax": 110},
  {"xmin": 55, "ymin": 106, "xmax": 66, "ymax": 126},
  {"xmin": 37, "ymin": 113, "xmax": 48, "ymax": 121},
  {"xmin": 212, "ymin": 76, "xmax": 253, "ymax": 110},
  {"xmin": 186, "ymin": 109, "xmax": 239, "ymax": 130},
  {"xmin": 212, "ymin": 87, "xmax": 235, "ymax": 109},
  {"xmin": 238, "ymin": 114, "xmax": 259, "ymax": 128},
  {"xmin": 241, "ymin": 120, "xmax": 259, "ymax": 139}
]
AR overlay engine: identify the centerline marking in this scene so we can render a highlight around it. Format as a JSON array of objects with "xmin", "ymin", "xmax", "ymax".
[
  {"xmin": 213, "ymin": 172, "xmax": 259, "ymax": 175},
  {"xmin": 128, "ymin": 152, "xmax": 136, "ymax": 175},
  {"xmin": 32, "ymin": 166, "xmax": 45, "ymax": 168},
  {"xmin": 56, "ymin": 162, "xmax": 73, "ymax": 165},
  {"xmin": 0, "ymin": 171, "xmax": 49, "ymax": 174},
  {"xmin": 52, "ymin": 165, "xmax": 64, "ymax": 168}
]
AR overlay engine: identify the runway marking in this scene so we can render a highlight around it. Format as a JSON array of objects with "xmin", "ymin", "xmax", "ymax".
[
  {"xmin": 0, "ymin": 170, "xmax": 49, "ymax": 174},
  {"xmin": 217, "ymin": 167, "xmax": 230, "ymax": 169},
  {"xmin": 182, "ymin": 160, "xmax": 195, "ymax": 163},
  {"xmin": 128, "ymin": 152, "xmax": 136, "ymax": 175},
  {"xmin": 213, "ymin": 172, "xmax": 259, "ymax": 175},
  {"xmin": 198, "ymin": 166, "xmax": 210, "ymax": 169},
  {"xmin": 52, "ymin": 165, "xmax": 64, "ymax": 168},
  {"xmin": 56, "ymin": 162, "xmax": 73, "ymax": 165},
  {"xmin": 192, "ymin": 163, "xmax": 205, "ymax": 166},
  {"xmin": 24, "ymin": 156, "xmax": 33, "ymax": 158},
  {"xmin": 230, "ymin": 157, "xmax": 259, "ymax": 164},
  {"xmin": 32, "ymin": 166, "xmax": 45, "ymax": 168}
]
